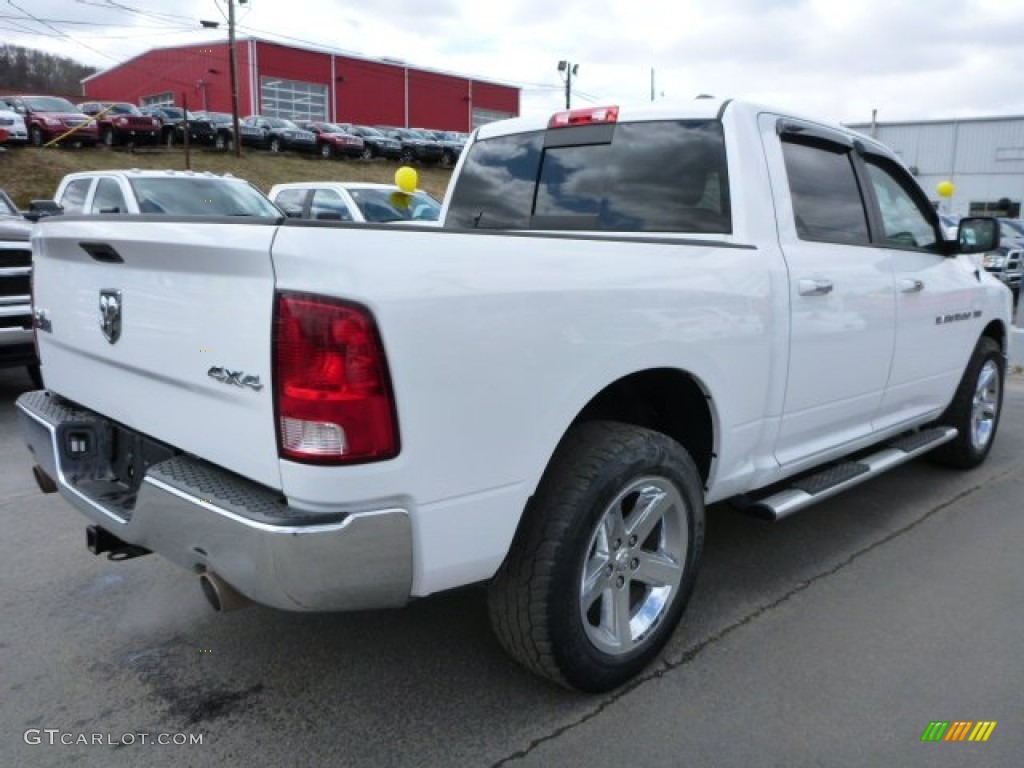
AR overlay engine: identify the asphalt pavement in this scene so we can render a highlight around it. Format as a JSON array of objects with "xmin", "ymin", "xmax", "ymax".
[{"xmin": 1, "ymin": 365, "xmax": 1021, "ymax": 768}]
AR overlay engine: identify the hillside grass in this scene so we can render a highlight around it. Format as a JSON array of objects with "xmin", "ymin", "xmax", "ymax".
[{"xmin": 0, "ymin": 144, "xmax": 455, "ymax": 208}]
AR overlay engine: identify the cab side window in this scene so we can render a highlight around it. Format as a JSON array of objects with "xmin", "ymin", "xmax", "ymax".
[
  {"xmin": 310, "ymin": 188, "xmax": 353, "ymax": 221},
  {"xmin": 273, "ymin": 188, "xmax": 307, "ymax": 217},
  {"xmin": 863, "ymin": 157, "xmax": 941, "ymax": 252},
  {"xmin": 781, "ymin": 139, "xmax": 870, "ymax": 246},
  {"xmin": 59, "ymin": 179, "xmax": 92, "ymax": 214},
  {"xmin": 91, "ymin": 178, "xmax": 127, "ymax": 213}
]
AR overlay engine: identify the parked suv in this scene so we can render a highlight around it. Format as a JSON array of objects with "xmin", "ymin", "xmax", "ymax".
[
  {"xmin": 79, "ymin": 102, "xmax": 161, "ymax": 146},
  {"xmin": 376, "ymin": 126, "xmax": 444, "ymax": 164},
  {"xmin": 141, "ymin": 106, "xmax": 217, "ymax": 147},
  {"xmin": 0, "ymin": 106, "xmax": 28, "ymax": 145},
  {"xmin": 0, "ymin": 95, "xmax": 98, "ymax": 147},
  {"xmin": 299, "ymin": 121, "xmax": 364, "ymax": 159},
  {"xmin": 338, "ymin": 124, "xmax": 402, "ymax": 160},
  {"xmin": 0, "ymin": 189, "xmax": 38, "ymax": 385},
  {"xmin": 240, "ymin": 116, "xmax": 317, "ymax": 153}
]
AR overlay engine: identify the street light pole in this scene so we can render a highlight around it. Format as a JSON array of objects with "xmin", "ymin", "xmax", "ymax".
[{"xmin": 558, "ymin": 60, "xmax": 578, "ymax": 109}]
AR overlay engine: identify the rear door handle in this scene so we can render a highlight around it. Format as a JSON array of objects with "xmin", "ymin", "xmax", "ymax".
[
  {"xmin": 797, "ymin": 278, "xmax": 833, "ymax": 296},
  {"xmin": 899, "ymin": 279, "xmax": 925, "ymax": 293}
]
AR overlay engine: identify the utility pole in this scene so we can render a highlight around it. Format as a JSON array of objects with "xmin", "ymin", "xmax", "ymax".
[
  {"xmin": 228, "ymin": 0, "xmax": 242, "ymax": 157},
  {"xmin": 558, "ymin": 60, "xmax": 578, "ymax": 109}
]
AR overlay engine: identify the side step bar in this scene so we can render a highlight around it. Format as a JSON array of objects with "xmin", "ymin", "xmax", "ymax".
[{"xmin": 745, "ymin": 426, "xmax": 958, "ymax": 521}]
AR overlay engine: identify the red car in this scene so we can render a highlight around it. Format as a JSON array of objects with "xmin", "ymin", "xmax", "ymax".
[
  {"xmin": 78, "ymin": 102, "xmax": 161, "ymax": 147},
  {"xmin": 0, "ymin": 95, "xmax": 98, "ymax": 147},
  {"xmin": 300, "ymin": 121, "xmax": 365, "ymax": 159}
]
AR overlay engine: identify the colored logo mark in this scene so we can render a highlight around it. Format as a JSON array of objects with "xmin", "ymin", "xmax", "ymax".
[{"xmin": 921, "ymin": 721, "xmax": 997, "ymax": 742}]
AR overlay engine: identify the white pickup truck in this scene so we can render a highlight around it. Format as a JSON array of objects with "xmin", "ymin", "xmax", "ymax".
[{"xmin": 17, "ymin": 99, "xmax": 1010, "ymax": 692}]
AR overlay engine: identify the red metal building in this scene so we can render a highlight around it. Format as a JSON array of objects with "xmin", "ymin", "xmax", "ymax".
[{"xmin": 81, "ymin": 38, "xmax": 520, "ymax": 131}]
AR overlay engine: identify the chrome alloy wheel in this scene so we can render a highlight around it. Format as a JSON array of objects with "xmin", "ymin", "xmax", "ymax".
[
  {"xmin": 971, "ymin": 359, "xmax": 1000, "ymax": 452},
  {"xmin": 579, "ymin": 476, "xmax": 687, "ymax": 656}
]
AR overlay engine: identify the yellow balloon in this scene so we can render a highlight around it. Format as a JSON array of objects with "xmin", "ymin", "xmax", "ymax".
[
  {"xmin": 936, "ymin": 180, "xmax": 955, "ymax": 198},
  {"xmin": 395, "ymin": 166, "xmax": 418, "ymax": 194}
]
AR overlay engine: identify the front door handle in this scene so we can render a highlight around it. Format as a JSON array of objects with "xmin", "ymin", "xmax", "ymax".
[
  {"xmin": 797, "ymin": 278, "xmax": 834, "ymax": 296},
  {"xmin": 899, "ymin": 278, "xmax": 925, "ymax": 293}
]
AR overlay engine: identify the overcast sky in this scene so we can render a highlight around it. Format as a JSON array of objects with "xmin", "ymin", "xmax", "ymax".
[{"xmin": 3, "ymin": 0, "xmax": 1024, "ymax": 124}]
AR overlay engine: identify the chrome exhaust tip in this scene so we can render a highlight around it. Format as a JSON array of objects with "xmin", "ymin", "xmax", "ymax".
[{"xmin": 199, "ymin": 572, "xmax": 252, "ymax": 613}]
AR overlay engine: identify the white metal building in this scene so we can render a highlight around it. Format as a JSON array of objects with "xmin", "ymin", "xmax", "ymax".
[{"xmin": 845, "ymin": 115, "xmax": 1024, "ymax": 219}]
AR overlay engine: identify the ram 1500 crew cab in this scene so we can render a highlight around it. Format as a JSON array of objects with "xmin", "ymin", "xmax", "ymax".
[{"xmin": 17, "ymin": 99, "xmax": 1009, "ymax": 692}]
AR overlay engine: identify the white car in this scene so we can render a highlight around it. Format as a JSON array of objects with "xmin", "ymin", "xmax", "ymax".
[
  {"xmin": 0, "ymin": 107, "xmax": 28, "ymax": 145},
  {"xmin": 53, "ymin": 169, "xmax": 282, "ymax": 217},
  {"xmin": 269, "ymin": 181, "xmax": 441, "ymax": 224}
]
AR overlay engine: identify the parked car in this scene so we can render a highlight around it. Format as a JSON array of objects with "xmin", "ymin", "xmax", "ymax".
[
  {"xmin": 52, "ymin": 170, "xmax": 283, "ymax": 217},
  {"xmin": 240, "ymin": 116, "xmax": 317, "ymax": 153},
  {"xmin": 268, "ymin": 181, "xmax": 441, "ymax": 223},
  {"xmin": 0, "ymin": 106, "xmax": 28, "ymax": 145},
  {"xmin": 0, "ymin": 94, "xmax": 98, "ymax": 147},
  {"xmin": 338, "ymin": 124, "xmax": 402, "ymax": 160},
  {"xmin": 415, "ymin": 128, "xmax": 466, "ymax": 168},
  {"xmin": 998, "ymin": 218, "xmax": 1024, "ymax": 240},
  {"xmin": 189, "ymin": 111, "xmax": 257, "ymax": 151},
  {"xmin": 78, "ymin": 101, "xmax": 161, "ymax": 146},
  {"xmin": 140, "ymin": 106, "xmax": 217, "ymax": 147},
  {"xmin": 298, "ymin": 121, "xmax": 365, "ymax": 159},
  {"xmin": 0, "ymin": 188, "xmax": 39, "ymax": 385},
  {"xmin": 375, "ymin": 126, "xmax": 444, "ymax": 164}
]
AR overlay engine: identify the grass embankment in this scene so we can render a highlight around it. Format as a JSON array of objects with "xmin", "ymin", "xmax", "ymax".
[{"xmin": 0, "ymin": 144, "xmax": 454, "ymax": 208}]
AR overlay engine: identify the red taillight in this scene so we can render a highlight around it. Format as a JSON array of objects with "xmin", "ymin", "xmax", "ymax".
[
  {"xmin": 548, "ymin": 106, "xmax": 619, "ymax": 129},
  {"xmin": 273, "ymin": 293, "xmax": 398, "ymax": 464}
]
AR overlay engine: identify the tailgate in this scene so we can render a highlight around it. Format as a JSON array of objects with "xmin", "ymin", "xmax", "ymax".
[{"xmin": 33, "ymin": 217, "xmax": 282, "ymax": 489}]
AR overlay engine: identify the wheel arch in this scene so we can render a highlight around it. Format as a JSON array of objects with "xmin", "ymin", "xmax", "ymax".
[{"xmin": 981, "ymin": 318, "xmax": 1007, "ymax": 356}]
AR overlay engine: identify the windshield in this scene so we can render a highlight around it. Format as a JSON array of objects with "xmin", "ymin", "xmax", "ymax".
[
  {"xmin": 267, "ymin": 118, "xmax": 299, "ymax": 129},
  {"xmin": 128, "ymin": 178, "xmax": 282, "ymax": 217},
  {"xmin": 109, "ymin": 103, "xmax": 141, "ymax": 115},
  {"xmin": 319, "ymin": 123, "xmax": 346, "ymax": 134},
  {"xmin": 349, "ymin": 187, "xmax": 441, "ymax": 222},
  {"xmin": 355, "ymin": 126, "xmax": 383, "ymax": 137},
  {"xmin": 24, "ymin": 96, "xmax": 78, "ymax": 112},
  {"xmin": 204, "ymin": 112, "xmax": 232, "ymax": 123}
]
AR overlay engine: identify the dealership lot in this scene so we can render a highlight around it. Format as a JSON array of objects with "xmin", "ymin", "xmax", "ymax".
[{"xmin": 1, "ymin": 366, "xmax": 1022, "ymax": 767}]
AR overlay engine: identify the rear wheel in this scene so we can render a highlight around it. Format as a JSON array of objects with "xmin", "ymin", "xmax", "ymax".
[
  {"xmin": 30, "ymin": 126, "xmax": 44, "ymax": 147},
  {"xmin": 320, "ymin": 142, "xmax": 333, "ymax": 159},
  {"xmin": 360, "ymin": 145, "xmax": 374, "ymax": 161},
  {"xmin": 440, "ymin": 149, "xmax": 456, "ymax": 168},
  {"xmin": 164, "ymin": 129, "xmax": 175, "ymax": 147},
  {"xmin": 400, "ymin": 147, "xmax": 415, "ymax": 164},
  {"xmin": 930, "ymin": 336, "xmax": 1004, "ymax": 468},
  {"xmin": 488, "ymin": 421, "xmax": 705, "ymax": 692},
  {"xmin": 269, "ymin": 137, "xmax": 282, "ymax": 153},
  {"xmin": 103, "ymin": 128, "xmax": 116, "ymax": 147}
]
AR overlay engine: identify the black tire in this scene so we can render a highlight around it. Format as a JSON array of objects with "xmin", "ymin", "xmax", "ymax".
[
  {"xmin": 488, "ymin": 421, "xmax": 705, "ymax": 692},
  {"xmin": 103, "ymin": 128, "xmax": 116, "ymax": 147},
  {"xmin": 930, "ymin": 336, "xmax": 1004, "ymax": 468},
  {"xmin": 27, "ymin": 364, "xmax": 43, "ymax": 389},
  {"xmin": 214, "ymin": 133, "xmax": 227, "ymax": 150},
  {"xmin": 269, "ymin": 137, "xmax": 282, "ymax": 153},
  {"xmin": 320, "ymin": 142, "xmax": 333, "ymax": 159},
  {"xmin": 360, "ymin": 145, "xmax": 375, "ymax": 161},
  {"xmin": 400, "ymin": 147, "xmax": 415, "ymax": 164},
  {"xmin": 440, "ymin": 150, "xmax": 455, "ymax": 168},
  {"xmin": 30, "ymin": 126, "xmax": 44, "ymax": 147},
  {"xmin": 164, "ymin": 129, "xmax": 175, "ymax": 147}
]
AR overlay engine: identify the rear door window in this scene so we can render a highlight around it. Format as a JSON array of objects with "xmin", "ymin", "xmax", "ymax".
[
  {"xmin": 59, "ymin": 179, "xmax": 92, "ymax": 214},
  {"xmin": 90, "ymin": 178, "xmax": 127, "ymax": 213},
  {"xmin": 446, "ymin": 120, "xmax": 730, "ymax": 233},
  {"xmin": 274, "ymin": 188, "xmax": 308, "ymax": 217},
  {"xmin": 309, "ymin": 188, "xmax": 353, "ymax": 221},
  {"xmin": 781, "ymin": 140, "xmax": 870, "ymax": 246}
]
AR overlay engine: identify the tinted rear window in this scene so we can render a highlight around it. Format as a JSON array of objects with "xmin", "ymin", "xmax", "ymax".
[{"xmin": 445, "ymin": 120, "xmax": 730, "ymax": 233}]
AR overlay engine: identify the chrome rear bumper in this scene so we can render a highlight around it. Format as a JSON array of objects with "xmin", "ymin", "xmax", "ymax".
[{"xmin": 16, "ymin": 390, "xmax": 412, "ymax": 611}]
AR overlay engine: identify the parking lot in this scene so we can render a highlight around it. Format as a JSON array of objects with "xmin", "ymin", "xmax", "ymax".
[{"xmin": 1, "ymin": 365, "xmax": 1022, "ymax": 768}]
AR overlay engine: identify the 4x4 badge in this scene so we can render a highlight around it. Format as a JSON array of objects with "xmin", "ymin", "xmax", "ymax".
[{"xmin": 99, "ymin": 290, "xmax": 122, "ymax": 344}]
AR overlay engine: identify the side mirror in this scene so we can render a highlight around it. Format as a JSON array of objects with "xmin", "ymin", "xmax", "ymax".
[
  {"xmin": 283, "ymin": 207, "xmax": 303, "ymax": 219},
  {"xmin": 956, "ymin": 217, "xmax": 999, "ymax": 254},
  {"xmin": 25, "ymin": 200, "xmax": 64, "ymax": 222}
]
